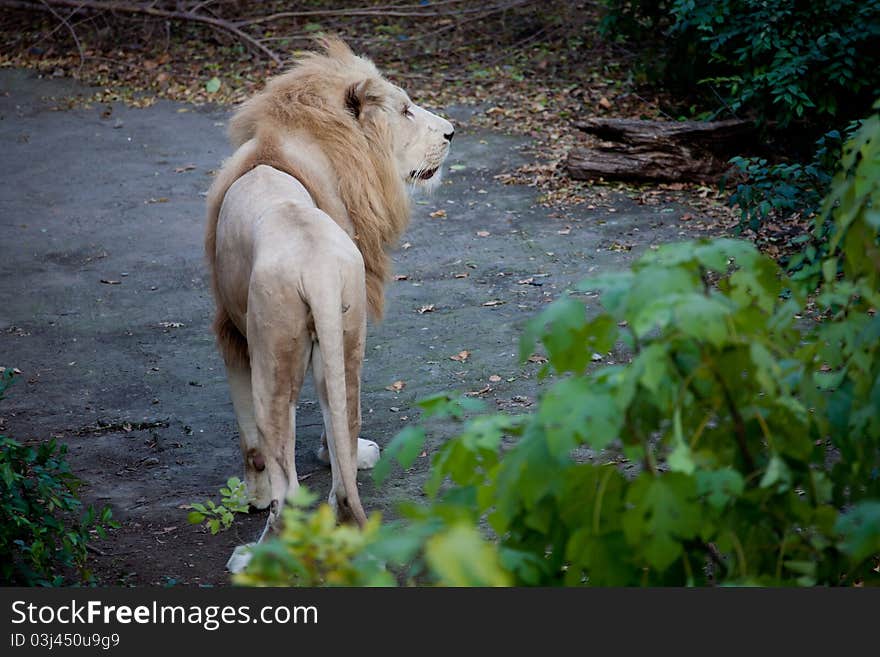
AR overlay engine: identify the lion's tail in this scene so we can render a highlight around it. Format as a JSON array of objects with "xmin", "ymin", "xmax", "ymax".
[
  {"xmin": 307, "ymin": 276, "xmax": 368, "ymax": 528},
  {"xmin": 205, "ymin": 142, "xmax": 260, "ymax": 369},
  {"xmin": 212, "ymin": 307, "xmax": 248, "ymax": 369}
]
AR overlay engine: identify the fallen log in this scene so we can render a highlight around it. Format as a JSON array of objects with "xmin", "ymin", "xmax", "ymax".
[{"xmin": 566, "ymin": 117, "xmax": 755, "ymax": 183}]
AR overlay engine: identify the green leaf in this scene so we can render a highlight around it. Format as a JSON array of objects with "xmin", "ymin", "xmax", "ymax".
[
  {"xmin": 836, "ymin": 501, "xmax": 880, "ymax": 563},
  {"xmin": 372, "ymin": 426, "xmax": 426, "ymax": 486},
  {"xmin": 622, "ymin": 473, "xmax": 701, "ymax": 571},
  {"xmin": 575, "ymin": 271, "xmax": 635, "ymax": 315},
  {"xmin": 696, "ymin": 468, "xmax": 744, "ymax": 510},
  {"xmin": 187, "ymin": 511, "xmax": 205, "ymax": 525},
  {"xmin": 288, "ymin": 486, "xmax": 318, "ymax": 508},
  {"xmin": 425, "ymin": 524, "xmax": 511, "ymax": 586},
  {"xmin": 759, "ymin": 455, "xmax": 792, "ymax": 493},
  {"xmin": 417, "ymin": 393, "xmax": 483, "ymax": 420},
  {"xmin": 538, "ymin": 378, "xmax": 622, "ymax": 453},
  {"xmin": 566, "ymin": 528, "xmax": 633, "ymax": 586},
  {"xmin": 205, "ymin": 77, "xmax": 221, "ymax": 94},
  {"xmin": 524, "ymin": 297, "xmax": 616, "ymax": 372},
  {"xmin": 667, "ymin": 408, "xmax": 695, "ymax": 475},
  {"xmin": 635, "ymin": 343, "xmax": 669, "ymax": 393}
]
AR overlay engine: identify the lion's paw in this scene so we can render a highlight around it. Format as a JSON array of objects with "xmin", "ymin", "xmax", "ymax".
[
  {"xmin": 226, "ymin": 544, "xmax": 254, "ymax": 574},
  {"xmin": 316, "ymin": 437, "xmax": 381, "ymax": 470},
  {"xmin": 356, "ymin": 438, "xmax": 380, "ymax": 470}
]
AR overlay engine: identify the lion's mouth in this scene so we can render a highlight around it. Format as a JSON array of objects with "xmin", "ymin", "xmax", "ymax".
[{"xmin": 411, "ymin": 167, "xmax": 438, "ymax": 181}]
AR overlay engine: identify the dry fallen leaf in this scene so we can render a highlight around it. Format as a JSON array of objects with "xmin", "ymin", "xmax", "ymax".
[
  {"xmin": 517, "ymin": 277, "xmax": 534, "ymax": 285},
  {"xmin": 146, "ymin": 197, "xmax": 169, "ymax": 204},
  {"xmin": 449, "ymin": 350, "xmax": 470, "ymax": 362},
  {"xmin": 482, "ymin": 300, "xmax": 505, "ymax": 307},
  {"xmin": 598, "ymin": 96, "xmax": 612, "ymax": 109},
  {"xmin": 158, "ymin": 321, "xmax": 183, "ymax": 329},
  {"xmin": 453, "ymin": 272, "xmax": 469, "ymax": 279},
  {"xmin": 466, "ymin": 385, "xmax": 492, "ymax": 396},
  {"xmin": 401, "ymin": 242, "xmax": 412, "ymax": 250},
  {"xmin": 394, "ymin": 274, "xmax": 409, "ymax": 281},
  {"xmin": 488, "ymin": 374, "xmax": 502, "ymax": 383},
  {"xmin": 429, "ymin": 209, "xmax": 447, "ymax": 218},
  {"xmin": 174, "ymin": 164, "xmax": 196, "ymax": 173},
  {"xmin": 100, "ymin": 279, "xmax": 121, "ymax": 285},
  {"xmin": 476, "ymin": 230, "xmax": 490, "ymax": 237},
  {"xmin": 527, "ymin": 354, "xmax": 548, "ymax": 364},
  {"xmin": 385, "ymin": 380, "xmax": 406, "ymax": 392},
  {"xmin": 557, "ymin": 226, "xmax": 571, "ymax": 235},
  {"xmin": 417, "ymin": 304, "xmax": 435, "ymax": 314}
]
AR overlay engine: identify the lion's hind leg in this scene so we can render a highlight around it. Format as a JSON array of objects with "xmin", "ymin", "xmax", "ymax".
[
  {"xmin": 226, "ymin": 363, "xmax": 272, "ymax": 510},
  {"xmin": 225, "ymin": 287, "xmax": 311, "ymax": 575}
]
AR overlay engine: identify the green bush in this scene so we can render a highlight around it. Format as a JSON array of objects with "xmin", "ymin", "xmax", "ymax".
[
  {"xmin": 241, "ymin": 114, "xmax": 879, "ymax": 586},
  {"xmin": 601, "ymin": 0, "xmax": 880, "ymax": 128},
  {"xmin": 0, "ymin": 370, "xmax": 116, "ymax": 585},
  {"xmin": 726, "ymin": 128, "xmax": 845, "ymax": 235}
]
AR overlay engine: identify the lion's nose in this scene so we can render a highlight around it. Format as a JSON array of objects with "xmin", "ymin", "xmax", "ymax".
[{"xmin": 443, "ymin": 130, "xmax": 454, "ymax": 142}]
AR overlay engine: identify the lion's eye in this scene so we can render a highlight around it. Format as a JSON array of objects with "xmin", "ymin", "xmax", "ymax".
[{"xmin": 402, "ymin": 105, "xmax": 413, "ymax": 118}]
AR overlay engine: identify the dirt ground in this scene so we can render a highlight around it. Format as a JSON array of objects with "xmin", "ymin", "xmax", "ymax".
[{"xmin": 1, "ymin": 68, "xmax": 714, "ymax": 586}]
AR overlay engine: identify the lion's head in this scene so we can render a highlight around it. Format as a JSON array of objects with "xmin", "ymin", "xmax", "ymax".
[
  {"xmin": 342, "ymin": 68, "xmax": 454, "ymax": 192},
  {"xmin": 215, "ymin": 37, "xmax": 453, "ymax": 319}
]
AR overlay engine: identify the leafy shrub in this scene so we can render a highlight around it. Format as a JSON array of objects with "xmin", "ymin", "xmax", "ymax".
[
  {"xmin": 726, "ymin": 128, "xmax": 846, "ymax": 234},
  {"xmin": 601, "ymin": 0, "xmax": 880, "ymax": 128},
  {"xmin": 233, "ymin": 487, "xmax": 392, "ymax": 587},
  {"xmin": 234, "ymin": 484, "xmax": 511, "ymax": 587},
  {"xmin": 241, "ymin": 115, "xmax": 879, "ymax": 586},
  {"xmin": 186, "ymin": 476, "xmax": 249, "ymax": 535},
  {"xmin": 0, "ymin": 370, "xmax": 116, "ymax": 585}
]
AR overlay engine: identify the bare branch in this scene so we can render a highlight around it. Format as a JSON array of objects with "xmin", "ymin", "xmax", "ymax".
[
  {"xmin": 1, "ymin": 0, "xmax": 284, "ymax": 65},
  {"xmin": 236, "ymin": 0, "xmax": 531, "ymax": 27},
  {"xmin": 37, "ymin": 0, "xmax": 85, "ymax": 72}
]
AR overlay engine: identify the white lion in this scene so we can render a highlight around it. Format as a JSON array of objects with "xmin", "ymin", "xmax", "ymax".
[{"xmin": 204, "ymin": 38, "xmax": 453, "ymax": 572}]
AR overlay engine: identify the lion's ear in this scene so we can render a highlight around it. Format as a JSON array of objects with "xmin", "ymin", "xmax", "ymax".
[{"xmin": 345, "ymin": 79, "xmax": 381, "ymax": 120}]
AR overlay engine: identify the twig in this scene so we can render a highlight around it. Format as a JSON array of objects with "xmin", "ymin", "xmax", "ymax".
[
  {"xmin": 86, "ymin": 543, "xmax": 107, "ymax": 557},
  {"xmin": 37, "ymin": 2, "xmax": 92, "ymax": 43},
  {"xmin": 38, "ymin": 0, "xmax": 85, "ymax": 73},
  {"xmin": 235, "ymin": 0, "xmax": 473, "ymax": 27},
  {"xmin": 237, "ymin": 0, "xmax": 530, "ymax": 27},
  {"xmin": 712, "ymin": 367, "xmax": 756, "ymax": 473},
  {"xmin": 0, "ymin": 0, "xmax": 284, "ymax": 65}
]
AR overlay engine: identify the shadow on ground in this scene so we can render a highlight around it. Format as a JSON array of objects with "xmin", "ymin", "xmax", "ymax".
[{"xmin": 0, "ymin": 69, "xmax": 710, "ymax": 585}]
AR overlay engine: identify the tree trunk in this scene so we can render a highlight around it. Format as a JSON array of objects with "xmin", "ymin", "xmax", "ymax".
[{"xmin": 566, "ymin": 118, "xmax": 754, "ymax": 183}]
